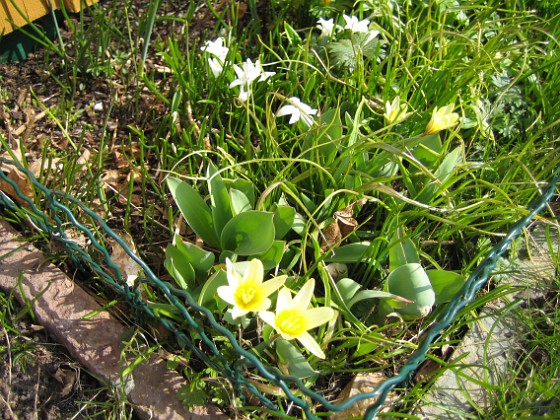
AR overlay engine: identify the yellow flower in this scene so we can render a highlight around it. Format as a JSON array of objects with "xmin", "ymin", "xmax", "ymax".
[
  {"xmin": 258, "ymin": 279, "xmax": 335, "ymax": 359},
  {"xmin": 423, "ymin": 103, "xmax": 460, "ymax": 135},
  {"xmin": 217, "ymin": 258, "xmax": 286, "ymax": 319},
  {"xmin": 384, "ymin": 96, "xmax": 410, "ymax": 125}
]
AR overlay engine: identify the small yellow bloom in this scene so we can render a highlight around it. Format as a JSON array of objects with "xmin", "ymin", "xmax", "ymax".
[
  {"xmin": 258, "ymin": 279, "xmax": 335, "ymax": 359},
  {"xmin": 423, "ymin": 103, "xmax": 460, "ymax": 135},
  {"xmin": 384, "ymin": 97, "xmax": 410, "ymax": 125},
  {"xmin": 217, "ymin": 258, "xmax": 286, "ymax": 319}
]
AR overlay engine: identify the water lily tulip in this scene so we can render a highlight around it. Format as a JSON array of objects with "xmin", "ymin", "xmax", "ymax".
[
  {"xmin": 384, "ymin": 97, "xmax": 411, "ymax": 125},
  {"xmin": 217, "ymin": 258, "xmax": 286, "ymax": 319},
  {"xmin": 259, "ymin": 279, "xmax": 335, "ymax": 359},
  {"xmin": 424, "ymin": 103, "xmax": 460, "ymax": 135}
]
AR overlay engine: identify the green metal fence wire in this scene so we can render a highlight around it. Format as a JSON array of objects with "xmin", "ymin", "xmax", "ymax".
[{"xmin": 1, "ymin": 156, "xmax": 559, "ymax": 418}]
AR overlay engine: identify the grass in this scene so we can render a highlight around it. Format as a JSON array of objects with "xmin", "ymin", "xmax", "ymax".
[{"xmin": 1, "ymin": 0, "xmax": 559, "ymax": 417}]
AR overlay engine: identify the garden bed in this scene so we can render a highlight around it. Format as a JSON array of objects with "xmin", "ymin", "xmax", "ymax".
[{"xmin": 1, "ymin": 0, "xmax": 559, "ymax": 418}]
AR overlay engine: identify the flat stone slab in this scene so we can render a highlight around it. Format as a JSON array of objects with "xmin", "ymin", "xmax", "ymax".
[{"xmin": 0, "ymin": 219, "xmax": 226, "ymax": 419}]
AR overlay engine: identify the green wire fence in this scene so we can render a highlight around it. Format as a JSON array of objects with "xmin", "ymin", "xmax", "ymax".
[{"xmin": 1, "ymin": 156, "xmax": 558, "ymax": 419}]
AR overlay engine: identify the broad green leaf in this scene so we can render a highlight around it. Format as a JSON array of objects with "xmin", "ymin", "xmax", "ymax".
[
  {"xmin": 417, "ymin": 145, "xmax": 464, "ymax": 203},
  {"xmin": 434, "ymin": 145, "xmax": 463, "ymax": 183},
  {"xmin": 256, "ymin": 240, "xmax": 286, "ymax": 270},
  {"xmin": 348, "ymin": 290, "xmax": 412, "ymax": 309},
  {"xmin": 207, "ymin": 162, "xmax": 234, "ymax": 238},
  {"xmin": 221, "ymin": 210, "xmax": 275, "ymax": 255},
  {"xmin": 164, "ymin": 244, "xmax": 195, "ymax": 290},
  {"xmin": 335, "ymin": 277, "xmax": 362, "ymax": 305},
  {"xmin": 167, "ymin": 177, "xmax": 219, "ymax": 248},
  {"xmin": 386, "ymin": 263, "xmax": 435, "ymax": 318},
  {"xmin": 389, "ymin": 227, "xmax": 419, "ymax": 272},
  {"xmin": 230, "ymin": 188, "xmax": 252, "ymax": 215},
  {"xmin": 412, "ymin": 134, "xmax": 442, "ymax": 168},
  {"xmin": 324, "ymin": 242, "xmax": 373, "ymax": 263},
  {"xmin": 198, "ymin": 269, "xmax": 228, "ymax": 307},
  {"xmin": 273, "ymin": 205, "xmax": 296, "ymax": 239},
  {"xmin": 427, "ymin": 270, "xmax": 466, "ymax": 304},
  {"xmin": 173, "ymin": 235, "xmax": 215, "ymax": 277},
  {"xmin": 276, "ymin": 339, "xmax": 318, "ymax": 379},
  {"xmin": 227, "ymin": 179, "xmax": 255, "ymax": 208}
]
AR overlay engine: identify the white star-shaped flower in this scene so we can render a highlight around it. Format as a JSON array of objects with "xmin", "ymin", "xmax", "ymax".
[
  {"xmin": 316, "ymin": 18, "xmax": 336, "ymax": 38},
  {"xmin": 343, "ymin": 15, "xmax": 371, "ymax": 33},
  {"xmin": 201, "ymin": 37, "xmax": 228, "ymax": 61},
  {"xmin": 229, "ymin": 58, "xmax": 275, "ymax": 102},
  {"xmin": 276, "ymin": 97, "xmax": 318, "ymax": 127},
  {"xmin": 201, "ymin": 38, "xmax": 229, "ymax": 77}
]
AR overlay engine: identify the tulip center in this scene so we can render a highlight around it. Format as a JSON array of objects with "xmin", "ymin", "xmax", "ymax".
[
  {"xmin": 234, "ymin": 283, "xmax": 261, "ymax": 308},
  {"xmin": 276, "ymin": 309, "xmax": 306, "ymax": 338}
]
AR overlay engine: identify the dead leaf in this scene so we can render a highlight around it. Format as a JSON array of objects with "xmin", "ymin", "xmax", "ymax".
[
  {"xmin": 52, "ymin": 367, "xmax": 76, "ymax": 398},
  {"xmin": 321, "ymin": 198, "xmax": 367, "ymax": 251},
  {"xmin": 331, "ymin": 371, "xmax": 397, "ymax": 419},
  {"xmin": 107, "ymin": 231, "xmax": 142, "ymax": 288},
  {"xmin": 0, "ymin": 160, "xmax": 34, "ymax": 207}
]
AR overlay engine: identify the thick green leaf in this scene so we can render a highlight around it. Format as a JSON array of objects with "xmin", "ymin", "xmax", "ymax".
[
  {"xmin": 173, "ymin": 235, "xmax": 215, "ymax": 277},
  {"xmin": 164, "ymin": 244, "xmax": 195, "ymax": 290},
  {"xmin": 324, "ymin": 242, "xmax": 372, "ymax": 263},
  {"xmin": 227, "ymin": 179, "xmax": 255, "ymax": 208},
  {"xmin": 386, "ymin": 263, "xmax": 435, "ymax": 318},
  {"xmin": 207, "ymin": 162, "xmax": 234, "ymax": 238},
  {"xmin": 230, "ymin": 188, "xmax": 252, "ymax": 215},
  {"xmin": 412, "ymin": 134, "xmax": 442, "ymax": 168},
  {"xmin": 276, "ymin": 339, "xmax": 318, "ymax": 379},
  {"xmin": 417, "ymin": 145, "xmax": 464, "ymax": 203},
  {"xmin": 427, "ymin": 270, "xmax": 466, "ymax": 304},
  {"xmin": 348, "ymin": 290, "xmax": 412, "ymax": 309},
  {"xmin": 335, "ymin": 277, "xmax": 362, "ymax": 305},
  {"xmin": 198, "ymin": 269, "xmax": 228, "ymax": 307},
  {"xmin": 389, "ymin": 227, "xmax": 419, "ymax": 272},
  {"xmin": 256, "ymin": 240, "xmax": 286, "ymax": 270},
  {"xmin": 434, "ymin": 145, "xmax": 463, "ymax": 183},
  {"xmin": 273, "ymin": 205, "xmax": 296, "ymax": 239},
  {"xmin": 167, "ymin": 177, "xmax": 219, "ymax": 248},
  {"xmin": 221, "ymin": 210, "xmax": 275, "ymax": 255}
]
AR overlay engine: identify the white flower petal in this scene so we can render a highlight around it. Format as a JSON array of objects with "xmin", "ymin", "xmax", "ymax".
[
  {"xmin": 292, "ymin": 279, "xmax": 314, "ymax": 310},
  {"xmin": 258, "ymin": 311, "xmax": 276, "ymax": 328},
  {"xmin": 304, "ymin": 307, "xmax": 335, "ymax": 330},
  {"xmin": 244, "ymin": 259, "xmax": 264, "ymax": 286},
  {"xmin": 288, "ymin": 110, "xmax": 301, "ymax": 124},
  {"xmin": 296, "ymin": 332, "xmax": 326, "ymax": 359},
  {"xmin": 217, "ymin": 285, "xmax": 235, "ymax": 305},
  {"xmin": 231, "ymin": 305, "xmax": 248, "ymax": 319},
  {"xmin": 261, "ymin": 275, "xmax": 287, "ymax": 297},
  {"xmin": 276, "ymin": 287, "xmax": 292, "ymax": 313},
  {"xmin": 276, "ymin": 104, "xmax": 295, "ymax": 118},
  {"xmin": 225, "ymin": 258, "xmax": 240, "ymax": 287}
]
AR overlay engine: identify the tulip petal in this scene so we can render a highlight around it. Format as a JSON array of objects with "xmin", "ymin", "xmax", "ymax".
[
  {"xmin": 217, "ymin": 285, "xmax": 235, "ymax": 305},
  {"xmin": 244, "ymin": 259, "xmax": 264, "ymax": 286},
  {"xmin": 292, "ymin": 279, "xmax": 315, "ymax": 310},
  {"xmin": 231, "ymin": 305, "xmax": 248, "ymax": 319},
  {"xmin": 225, "ymin": 258, "xmax": 240, "ymax": 288},
  {"xmin": 275, "ymin": 287, "xmax": 292, "ymax": 312},
  {"xmin": 303, "ymin": 307, "xmax": 335, "ymax": 330},
  {"xmin": 296, "ymin": 332, "xmax": 326, "ymax": 359},
  {"xmin": 261, "ymin": 275, "xmax": 287, "ymax": 297},
  {"xmin": 258, "ymin": 311, "xmax": 276, "ymax": 328}
]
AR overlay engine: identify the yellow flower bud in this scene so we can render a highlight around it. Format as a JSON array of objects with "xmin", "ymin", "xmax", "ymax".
[{"xmin": 423, "ymin": 103, "xmax": 459, "ymax": 135}]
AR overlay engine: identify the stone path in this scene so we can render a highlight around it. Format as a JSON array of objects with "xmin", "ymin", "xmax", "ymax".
[{"xmin": 0, "ymin": 219, "xmax": 226, "ymax": 419}]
